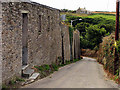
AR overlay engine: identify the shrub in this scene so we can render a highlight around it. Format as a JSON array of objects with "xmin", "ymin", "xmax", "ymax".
[
  {"xmin": 51, "ymin": 64, "xmax": 59, "ymax": 71},
  {"xmin": 9, "ymin": 80, "xmax": 16, "ymax": 85},
  {"xmin": 2, "ymin": 84, "xmax": 8, "ymax": 89},
  {"xmin": 44, "ymin": 65, "xmax": 50, "ymax": 70},
  {"xmin": 75, "ymin": 22, "xmax": 90, "ymax": 36},
  {"xmin": 16, "ymin": 77, "xmax": 25, "ymax": 82},
  {"xmin": 97, "ymin": 33, "xmax": 115, "ymax": 74},
  {"xmin": 116, "ymin": 40, "xmax": 120, "ymax": 53},
  {"xmin": 85, "ymin": 25, "xmax": 106, "ymax": 49}
]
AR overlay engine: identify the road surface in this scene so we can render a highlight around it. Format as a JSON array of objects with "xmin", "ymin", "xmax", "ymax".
[{"xmin": 23, "ymin": 57, "xmax": 118, "ymax": 88}]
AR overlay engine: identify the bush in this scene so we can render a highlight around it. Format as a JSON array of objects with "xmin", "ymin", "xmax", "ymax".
[
  {"xmin": 16, "ymin": 77, "xmax": 25, "ymax": 82},
  {"xmin": 116, "ymin": 40, "xmax": 120, "ymax": 53},
  {"xmin": 65, "ymin": 14, "xmax": 115, "ymax": 50},
  {"xmin": 44, "ymin": 65, "xmax": 50, "ymax": 70},
  {"xmin": 97, "ymin": 33, "xmax": 115, "ymax": 74},
  {"xmin": 2, "ymin": 84, "xmax": 8, "ymax": 89},
  {"xmin": 51, "ymin": 64, "xmax": 59, "ymax": 71},
  {"xmin": 85, "ymin": 25, "xmax": 106, "ymax": 49},
  {"xmin": 75, "ymin": 22, "xmax": 90, "ymax": 36},
  {"xmin": 80, "ymin": 36, "xmax": 89, "ymax": 49},
  {"xmin": 98, "ymin": 24, "xmax": 115, "ymax": 34}
]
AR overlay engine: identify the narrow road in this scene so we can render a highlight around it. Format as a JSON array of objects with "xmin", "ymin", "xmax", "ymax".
[{"xmin": 23, "ymin": 57, "xmax": 118, "ymax": 88}]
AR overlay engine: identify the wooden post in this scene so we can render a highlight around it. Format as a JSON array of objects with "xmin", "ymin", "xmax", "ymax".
[{"xmin": 114, "ymin": 0, "xmax": 119, "ymax": 75}]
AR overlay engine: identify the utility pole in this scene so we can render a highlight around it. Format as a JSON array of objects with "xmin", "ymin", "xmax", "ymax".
[{"xmin": 114, "ymin": 0, "xmax": 119, "ymax": 75}]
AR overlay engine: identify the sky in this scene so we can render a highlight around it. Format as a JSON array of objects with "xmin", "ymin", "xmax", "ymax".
[{"xmin": 31, "ymin": 0, "xmax": 116, "ymax": 12}]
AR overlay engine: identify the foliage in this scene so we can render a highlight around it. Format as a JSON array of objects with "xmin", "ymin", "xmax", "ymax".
[
  {"xmin": 34, "ymin": 66, "xmax": 45, "ymax": 71},
  {"xmin": 80, "ymin": 25, "xmax": 106, "ymax": 49},
  {"xmin": 80, "ymin": 35, "xmax": 89, "ymax": 49},
  {"xmin": 86, "ymin": 14, "xmax": 115, "ymax": 21},
  {"xmin": 85, "ymin": 25, "xmax": 106, "ymax": 49},
  {"xmin": 51, "ymin": 64, "xmax": 59, "ymax": 71},
  {"xmin": 116, "ymin": 40, "xmax": 120, "ymax": 53},
  {"xmin": 9, "ymin": 79, "xmax": 16, "ymax": 85},
  {"xmin": 2, "ymin": 77, "xmax": 25, "ymax": 89},
  {"xmin": 69, "ymin": 26, "xmax": 74, "ymax": 44},
  {"xmin": 75, "ymin": 22, "xmax": 90, "ymax": 36},
  {"xmin": 98, "ymin": 24, "xmax": 115, "ymax": 34},
  {"xmin": 16, "ymin": 77, "xmax": 25, "ymax": 82},
  {"xmin": 60, "ymin": 9, "xmax": 76, "ymax": 13},
  {"xmin": 44, "ymin": 65, "xmax": 50, "ymax": 70},
  {"xmin": 97, "ymin": 33, "xmax": 115, "ymax": 74},
  {"xmin": 73, "ymin": 59, "xmax": 79, "ymax": 62},
  {"xmin": 65, "ymin": 13, "xmax": 115, "ymax": 49},
  {"xmin": 60, "ymin": 12, "xmax": 88, "ymax": 18},
  {"xmin": 2, "ymin": 84, "xmax": 8, "ymax": 90}
]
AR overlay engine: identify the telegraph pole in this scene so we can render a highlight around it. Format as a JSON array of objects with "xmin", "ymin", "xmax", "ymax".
[{"xmin": 114, "ymin": 0, "xmax": 119, "ymax": 75}]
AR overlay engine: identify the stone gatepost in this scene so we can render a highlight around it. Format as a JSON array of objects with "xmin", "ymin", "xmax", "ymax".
[{"xmin": 72, "ymin": 30, "xmax": 80, "ymax": 59}]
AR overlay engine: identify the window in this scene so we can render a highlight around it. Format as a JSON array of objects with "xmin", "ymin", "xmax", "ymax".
[
  {"xmin": 48, "ymin": 16, "xmax": 50, "ymax": 31},
  {"xmin": 38, "ymin": 15, "xmax": 42, "ymax": 34}
]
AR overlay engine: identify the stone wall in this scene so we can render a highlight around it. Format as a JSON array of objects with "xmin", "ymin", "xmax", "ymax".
[
  {"xmin": 61, "ymin": 23, "xmax": 70, "ymax": 61},
  {"xmin": 72, "ymin": 30, "xmax": 80, "ymax": 59},
  {"xmin": 0, "ymin": 2, "xmax": 2, "ymax": 88},
  {"xmin": 2, "ymin": 2, "xmax": 62, "ymax": 83},
  {"xmin": 1, "ymin": 1, "xmax": 80, "ymax": 84}
]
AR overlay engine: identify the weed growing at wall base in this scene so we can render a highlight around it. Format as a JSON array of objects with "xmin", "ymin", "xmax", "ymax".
[{"xmin": 2, "ymin": 77, "xmax": 25, "ymax": 89}]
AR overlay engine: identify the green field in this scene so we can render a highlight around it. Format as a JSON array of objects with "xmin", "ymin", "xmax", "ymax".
[
  {"xmin": 86, "ymin": 14, "xmax": 116, "ymax": 21},
  {"xmin": 61, "ymin": 12, "xmax": 116, "ymax": 21}
]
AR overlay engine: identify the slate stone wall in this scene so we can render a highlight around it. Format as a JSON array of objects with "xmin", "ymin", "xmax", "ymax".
[
  {"xmin": 1, "ymin": 1, "xmax": 79, "ymax": 84},
  {"xmin": 73, "ymin": 30, "xmax": 80, "ymax": 59},
  {"xmin": 1, "ymin": 2, "xmax": 62, "ymax": 83},
  {"xmin": 61, "ymin": 24, "xmax": 70, "ymax": 61}
]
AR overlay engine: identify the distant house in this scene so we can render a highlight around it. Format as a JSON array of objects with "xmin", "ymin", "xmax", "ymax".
[{"xmin": 76, "ymin": 7, "xmax": 92, "ymax": 14}]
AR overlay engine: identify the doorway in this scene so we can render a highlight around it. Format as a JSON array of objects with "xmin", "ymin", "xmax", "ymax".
[{"xmin": 22, "ymin": 13, "xmax": 28, "ymax": 65}]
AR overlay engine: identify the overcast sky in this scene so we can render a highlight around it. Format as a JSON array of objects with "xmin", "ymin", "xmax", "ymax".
[{"xmin": 31, "ymin": 0, "xmax": 116, "ymax": 11}]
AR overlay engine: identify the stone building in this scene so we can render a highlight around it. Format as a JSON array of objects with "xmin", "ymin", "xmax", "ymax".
[
  {"xmin": 0, "ymin": 0, "xmax": 80, "ymax": 84},
  {"xmin": 76, "ymin": 7, "xmax": 91, "ymax": 14}
]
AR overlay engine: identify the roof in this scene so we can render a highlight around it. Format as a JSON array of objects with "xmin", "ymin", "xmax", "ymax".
[
  {"xmin": 78, "ymin": 8, "xmax": 86, "ymax": 11},
  {"xmin": 0, "ymin": 0, "xmax": 31, "ymax": 2}
]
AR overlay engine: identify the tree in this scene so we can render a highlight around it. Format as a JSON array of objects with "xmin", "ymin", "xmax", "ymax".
[
  {"xmin": 75, "ymin": 22, "xmax": 90, "ymax": 36},
  {"xmin": 98, "ymin": 24, "xmax": 115, "ymax": 34},
  {"xmin": 85, "ymin": 25, "xmax": 106, "ymax": 49}
]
